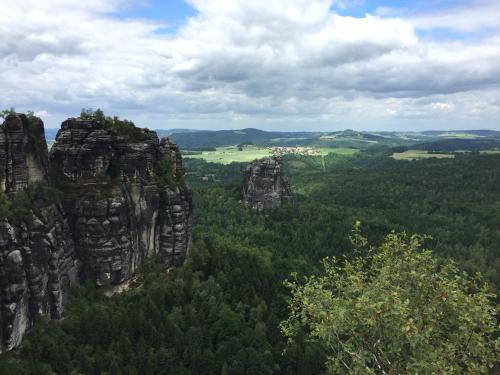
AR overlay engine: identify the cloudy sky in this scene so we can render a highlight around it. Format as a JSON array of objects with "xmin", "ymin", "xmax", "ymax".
[{"xmin": 0, "ymin": 0, "xmax": 499, "ymax": 131}]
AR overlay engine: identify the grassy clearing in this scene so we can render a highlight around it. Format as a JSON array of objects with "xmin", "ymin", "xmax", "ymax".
[
  {"xmin": 392, "ymin": 150, "xmax": 454, "ymax": 160},
  {"xmin": 183, "ymin": 146, "xmax": 271, "ymax": 164},
  {"xmin": 184, "ymin": 146, "xmax": 359, "ymax": 164}
]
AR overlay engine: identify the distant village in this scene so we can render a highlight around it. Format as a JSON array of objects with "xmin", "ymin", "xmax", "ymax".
[{"xmin": 270, "ymin": 146, "xmax": 321, "ymax": 156}]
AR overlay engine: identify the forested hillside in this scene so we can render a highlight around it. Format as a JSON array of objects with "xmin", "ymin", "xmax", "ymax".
[{"xmin": 1, "ymin": 151, "xmax": 499, "ymax": 374}]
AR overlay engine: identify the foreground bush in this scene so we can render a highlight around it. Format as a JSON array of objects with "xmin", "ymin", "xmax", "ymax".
[{"xmin": 282, "ymin": 229, "xmax": 499, "ymax": 374}]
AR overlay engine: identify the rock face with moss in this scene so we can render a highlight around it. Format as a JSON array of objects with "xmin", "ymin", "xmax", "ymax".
[
  {"xmin": 0, "ymin": 114, "xmax": 192, "ymax": 352},
  {"xmin": 242, "ymin": 157, "xmax": 292, "ymax": 210}
]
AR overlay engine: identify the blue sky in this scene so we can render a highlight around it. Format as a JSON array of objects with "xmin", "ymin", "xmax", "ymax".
[
  {"xmin": 117, "ymin": 0, "xmax": 196, "ymax": 31},
  {"xmin": 333, "ymin": 0, "xmax": 467, "ymax": 17},
  {"xmin": 1, "ymin": 0, "xmax": 499, "ymax": 131}
]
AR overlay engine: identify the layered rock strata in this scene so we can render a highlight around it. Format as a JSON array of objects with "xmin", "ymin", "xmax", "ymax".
[
  {"xmin": 0, "ymin": 114, "xmax": 192, "ymax": 352},
  {"xmin": 0, "ymin": 113, "xmax": 48, "ymax": 193},
  {"xmin": 242, "ymin": 157, "xmax": 292, "ymax": 210}
]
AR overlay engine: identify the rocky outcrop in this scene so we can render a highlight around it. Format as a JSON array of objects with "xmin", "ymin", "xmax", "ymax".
[
  {"xmin": 0, "ymin": 113, "xmax": 48, "ymax": 193},
  {"xmin": 0, "ymin": 114, "xmax": 192, "ymax": 352},
  {"xmin": 242, "ymin": 157, "xmax": 292, "ymax": 210},
  {"xmin": 0, "ymin": 114, "xmax": 79, "ymax": 352},
  {"xmin": 49, "ymin": 118, "xmax": 192, "ymax": 284},
  {"xmin": 0, "ymin": 205, "xmax": 79, "ymax": 352}
]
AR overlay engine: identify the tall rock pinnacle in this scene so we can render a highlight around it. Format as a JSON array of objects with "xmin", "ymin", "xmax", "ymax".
[{"xmin": 242, "ymin": 157, "xmax": 292, "ymax": 211}]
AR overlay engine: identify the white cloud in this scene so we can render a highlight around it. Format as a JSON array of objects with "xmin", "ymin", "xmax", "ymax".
[
  {"xmin": 33, "ymin": 110, "xmax": 50, "ymax": 117},
  {"xmin": 0, "ymin": 0, "xmax": 499, "ymax": 130},
  {"xmin": 410, "ymin": 0, "xmax": 500, "ymax": 33},
  {"xmin": 430, "ymin": 102, "xmax": 454, "ymax": 111}
]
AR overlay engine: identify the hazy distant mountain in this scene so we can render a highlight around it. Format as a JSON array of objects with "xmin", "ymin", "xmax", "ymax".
[
  {"xmin": 155, "ymin": 129, "xmax": 199, "ymax": 137},
  {"xmin": 169, "ymin": 128, "xmax": 316, "ymax": 148}
]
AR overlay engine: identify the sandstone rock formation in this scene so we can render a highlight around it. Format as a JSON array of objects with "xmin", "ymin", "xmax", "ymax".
[
  {"xmin": 0, "ymin": 113, "xmax": 48, "ymax": 193},
  {"xmin": 242, "ymin": 157, "xmax": 292, "ymax": 210},
  {"xmin": 0, "ymin": 114, "xmax": 192, "ymax": 352}
]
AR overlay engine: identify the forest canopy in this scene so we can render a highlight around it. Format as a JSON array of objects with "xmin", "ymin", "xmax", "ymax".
[{"xmin": 1, "ymin": 148, "xmax": 500, "ymax": 374}]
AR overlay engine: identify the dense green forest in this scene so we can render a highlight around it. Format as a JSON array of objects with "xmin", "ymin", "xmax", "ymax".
[{"xmin": 1, "ymin": 150, "xmax": 499, "ymax": 374}]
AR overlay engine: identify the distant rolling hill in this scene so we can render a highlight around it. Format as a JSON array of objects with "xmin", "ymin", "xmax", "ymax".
[
  {"xmin": 168, "ymin": 128, "xmax": 317, "ymax": 148},
  {"xmin": 155, "ymin": 129, "xmax": 200, "ymax": 137},
  {"xmin": 168, "ymin": 128, "xmax": 500, "ymax": 151},
  {"xmin": 167, "ymin": 128, "xmax": 439, "ymax": 150},
  {"xmin": 42, "ymin": 126, "xmax": 500, "ymax": 153}
]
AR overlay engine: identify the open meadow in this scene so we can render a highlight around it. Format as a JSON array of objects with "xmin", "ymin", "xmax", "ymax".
[{"xmin": 183, "ymin": 145, "xmax": 358, "ymax": 164}]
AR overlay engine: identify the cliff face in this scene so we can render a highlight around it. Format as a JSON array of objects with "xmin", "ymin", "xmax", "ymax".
[
  {"xmin": 50, "ymin": 118, "xmax": 193, "ymax": 283},
  {"xmin": 0, "ymin": 114, "xmax": 48, "ymax": 193},
  {"xmin": 0, "ymin": 114, "xmax": 192, "ymax": 352},
  {"xmin": 0, "ymin": 114, "xmax": 79, "ymax": 352},
  {"xmin": 242, "ymin": 157, "xmax": 292, "ymax": 210}
]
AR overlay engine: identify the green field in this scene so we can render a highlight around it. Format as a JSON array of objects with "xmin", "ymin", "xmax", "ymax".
[
  {"xmin": 392, "ymin": 150, "xmax": 454, "ymax": 160},
  {"xmin": 183, "ymin": 146, "xmax": 271, "ymax": 164},
  {"xmin": 183, "ymin": 145, "xmax": 358, "ymax": 164}
]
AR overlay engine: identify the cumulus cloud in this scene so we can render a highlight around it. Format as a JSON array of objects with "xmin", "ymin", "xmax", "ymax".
[
  {"xmin": 410, "ymin": 0, "xmax": 500, "ymax": 33},
  {"xmin": 0, "ymin": 0, "xmax": 499, "ymax": 130}
]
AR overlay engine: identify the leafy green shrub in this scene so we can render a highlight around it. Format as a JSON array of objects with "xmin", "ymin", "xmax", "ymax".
[{"xmin": 282, "ymin": 229, "xmax": 500, "ymax": 374}]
